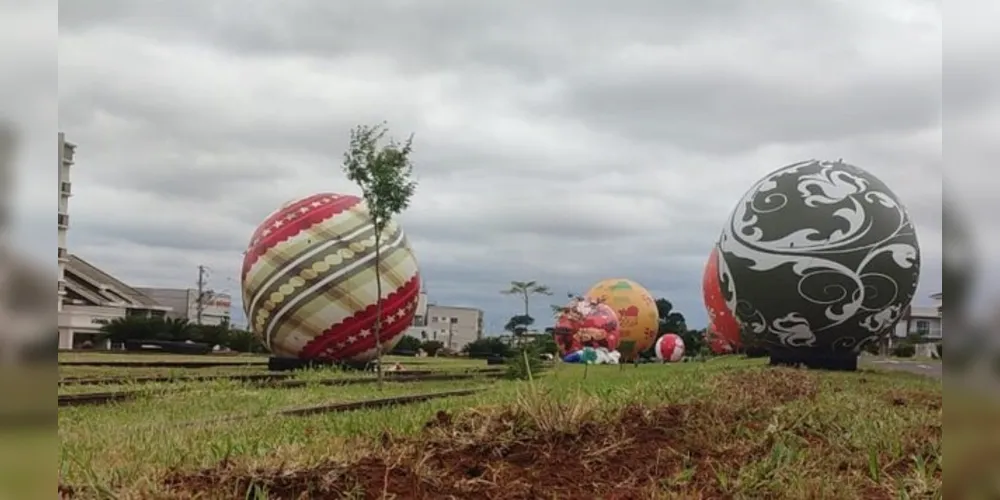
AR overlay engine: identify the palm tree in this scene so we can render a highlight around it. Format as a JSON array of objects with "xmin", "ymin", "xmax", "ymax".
[
  {"xmin": 163, "ymin": 317, "xmax": 194, "ymax": 340},
  {"xmin": 100, "ymin": 315, "xmax": 158, "ymax": 343},
  {"xmin": 501, "ymin": 280, "xmax": 553, "ymax": 319}
]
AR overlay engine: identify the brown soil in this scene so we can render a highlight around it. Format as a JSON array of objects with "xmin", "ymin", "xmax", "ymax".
[{"xmin": 148, "ymin": 369, "xmax": 937, "ymax": 499}]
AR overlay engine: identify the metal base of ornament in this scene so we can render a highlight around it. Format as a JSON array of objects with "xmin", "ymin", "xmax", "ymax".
[
  {"xmin": 768, "ymin": 350, "xmax": 858, "ymax": 371},
  {"xmin": 268, "ymin": 356, "xmax": 370, "ymax": 372}
]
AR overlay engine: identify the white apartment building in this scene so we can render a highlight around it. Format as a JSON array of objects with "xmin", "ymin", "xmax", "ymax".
[
  {"xmin": 893, "ymin": 292, "xmax": 943, "ymax": 340},
  {"xmin": 57, "ymin": 133, "xmax": 73, "ymax": 316},
  {"xmin": 135, "ymin": 287, "xmax": 232, "ymax": 326}
]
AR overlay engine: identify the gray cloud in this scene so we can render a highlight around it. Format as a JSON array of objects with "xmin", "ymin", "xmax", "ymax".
[{"xmin": 31, "ymin": 0, "xmax": 957, "ymax": 334}]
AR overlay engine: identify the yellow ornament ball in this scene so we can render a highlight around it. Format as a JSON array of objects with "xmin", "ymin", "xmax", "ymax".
[{"xmin": 585, "ymin": 278, "xmax": 660, "ymax": 359}]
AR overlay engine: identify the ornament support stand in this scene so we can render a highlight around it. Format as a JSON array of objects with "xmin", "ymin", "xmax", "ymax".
[{"xmin": 768, "ymin": 348, "xmax": 858, "ymax": 372}]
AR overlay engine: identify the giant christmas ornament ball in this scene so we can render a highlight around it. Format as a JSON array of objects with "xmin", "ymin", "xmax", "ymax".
[
  {"xmin": 585, "ymin": 279, "xmax": 659, "ymax": 359},
  {"xmin": 654, "ymin": 333, "xmax": 684, "ymax": 362},
  {"xmin": 717, "ymin": 160, "xmax": 920, "ymax": 362},
  {"xmin": 702, "ymin": 245, "xmax": 741, "ymax": 352},
  {"xmin": 241, "ymin": 193, "xmax": 421, "ymax": 362},
  {"xmin": 553, "ymin": 297, "xmax": 621, "ymax": 357},
  {"xmin": 706, "ymin": 326, "xmax": 735, "ymax": 355}
]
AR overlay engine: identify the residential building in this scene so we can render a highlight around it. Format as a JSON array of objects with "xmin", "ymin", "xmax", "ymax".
[
  {"xmin": 401, "ymin": 292, "xmax": 485, "ymax": 351},
  {"xmin": 403, "ymin": 292, "xmax": 429, "ymax": 338},
  {"xmin": 893, "ymin": 292, "xmax": 943, "ymax": 340},
  {"xmin": 57, "ymin": 132, "xmax": 73, "ymax": 315},
  {"xmin": 136, "ymin": 287, "xmax": 232, "ymax": 326},
  {"xmin": 424, "ymin": 304, "xmax": 485, "ymax": 351},
  {"xmin": 59, "ymin": 255, "xmax": 173, "ymax": 349}
]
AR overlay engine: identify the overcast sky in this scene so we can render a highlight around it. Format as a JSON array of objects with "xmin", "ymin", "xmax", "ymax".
[{"xmin": 11, "ymin": 0, "xmax": 962, "ymax": 331}]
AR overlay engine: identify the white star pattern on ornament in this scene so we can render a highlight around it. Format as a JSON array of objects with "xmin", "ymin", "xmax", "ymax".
[
  {"xmin": 273, "ymin": 220, "xmax": 284, "ymax": 228},
  {"xmin": 347, "ymin": 335, "xmax": 357, "ymax": 343},
  {"xmin": 310, "ymin": 201, "xmax": 322, "ymax": 208},
  {"xmin": 359, "ymin": 329, "xmax": 372, "ymax": 337},
  {"xmin": 261, "ymin": 228, "xmax": 272, "ymax": 237},
  {"xmin": 320, "ymin": 197, "xmax": 332, "ymax": 203},
  {"xmin": 335, "ymin": 341, "xmax": 345, "ymax": 349},
  {"xmin": 298, "ymin": 206, "xmax": 310, "ymax": 214}
]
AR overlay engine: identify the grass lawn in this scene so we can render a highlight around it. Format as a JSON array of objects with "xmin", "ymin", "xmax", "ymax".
[{"xmin": 57, "ymin": 357, "xmax": 941, "ymax": 499}]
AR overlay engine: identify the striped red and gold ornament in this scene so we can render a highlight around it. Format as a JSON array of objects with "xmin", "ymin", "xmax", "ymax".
[{"xmin": 241, "ymin": 192, "xmax": 421, "ymax": 362}]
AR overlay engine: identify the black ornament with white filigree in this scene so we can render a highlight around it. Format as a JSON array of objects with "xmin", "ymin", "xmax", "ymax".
[{"xmin": 717, "ymin": 159, "xmax": 921, "ymax": 370}]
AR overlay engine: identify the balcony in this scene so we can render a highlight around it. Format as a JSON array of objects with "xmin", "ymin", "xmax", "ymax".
[
  {"xmin": 60, "ymin": 181, "xmax": 72, "ymax": 195},
  {"xmin": 61, "ymin": 144, "xmax": 75, "ymax": 164},
  {"xmin": 58, "ymin": 247, "xmax": 68, "ymax": 261},
  {"xmin": 58, "ymin": 213, "xmax": 69, "ymax": 228}
]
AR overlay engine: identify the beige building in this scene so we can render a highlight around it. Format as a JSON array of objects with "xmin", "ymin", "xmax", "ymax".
[
  {"xmin": 403, "ymin": 293, "xmax": 485, "ymax": 351},
  {"xmin": 136, "ymin": 287, "xmax": 232, "ymax": 326},
  {"xmin": 425, "ymin": 304, "xmax": 484, "ymax": 350}
]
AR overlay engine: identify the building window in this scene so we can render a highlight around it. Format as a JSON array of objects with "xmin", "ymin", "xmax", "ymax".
[
  {"xmin": 58, "ymin": 213, "xmax": 69, "ymax": 227},
  {"xmin": 61, "ymin": 181, "xmax": 72, "ymax": 195},
  {"xmin": 915, "ymin": 320, "xmax": 930, "ymax": 336},
  {"xmin": 58, "ymin": 247, "xmax": 68, "ymax": 259}
]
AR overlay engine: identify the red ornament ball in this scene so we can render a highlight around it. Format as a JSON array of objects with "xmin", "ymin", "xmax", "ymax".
[
  {"xmin": 702, "ymin": 245, "xmax": 741, "ymax": 352},
  {"xmin": 655, "ymin": 333, "xmax": 685, "ymax": 362}
]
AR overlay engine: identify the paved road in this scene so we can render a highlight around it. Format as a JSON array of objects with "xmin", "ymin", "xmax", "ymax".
[{"xmin": 862, "ymin": 357, "xmax": 942, "ymax": 378}]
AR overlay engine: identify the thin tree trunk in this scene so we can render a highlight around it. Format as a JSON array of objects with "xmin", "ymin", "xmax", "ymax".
[
  {"xmin": 520, "ymin": 294, "xmax": 529, "ymax": 349},
  {"xmin": 374, "ymin": 229, "xmax": 384, "ymax": 390}
]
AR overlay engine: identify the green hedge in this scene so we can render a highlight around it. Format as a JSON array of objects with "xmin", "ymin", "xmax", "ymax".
[{"xmin": 891, "ymin": 342, "xmax": 915, "ymax": 358}]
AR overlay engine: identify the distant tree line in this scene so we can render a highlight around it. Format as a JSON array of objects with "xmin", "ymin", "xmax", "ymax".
[
  {"xmin": 98, "ymin": 316, "xmax": 482, "ymax": 357},
  {"xmin": 98, "ymin": 315, "xmax": 267, "ymax": 353}
]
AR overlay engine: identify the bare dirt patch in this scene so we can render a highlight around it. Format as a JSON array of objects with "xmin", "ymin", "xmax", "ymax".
[{"xmin": 154, "ymin": 368, "xmax": 937, "ymax": 499}]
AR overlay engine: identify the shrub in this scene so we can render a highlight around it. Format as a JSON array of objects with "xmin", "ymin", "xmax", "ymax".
[
  {"xmin": 505, "ymin": 344, "xmax": 543, "ymax": 381},
  {"xmin": 464, "ymin": 337, "xmax": 512, "ymax": 359},
  {"xmin": 863, "ymin": 339, "xmax": 881, "ymax": 355},
  {"xmin": 392, "ymin": 335, "xmax": 422, "ymax": 354},
  {"xmin": 892, "ymin": 342, "xmax": 916, "ymax": 358},
  {"xmin": 420, "ymin": 340, "xmax": 445, "ymax": 356}
]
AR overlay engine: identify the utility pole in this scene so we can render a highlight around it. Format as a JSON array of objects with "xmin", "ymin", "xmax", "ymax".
[
  {"xmin": 447, "ymin": 318, "xmax": 454, "ymax": 350},
  {"xmin": 196, "ymin": 265, "xmax": 206, "ymax": 326}
]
